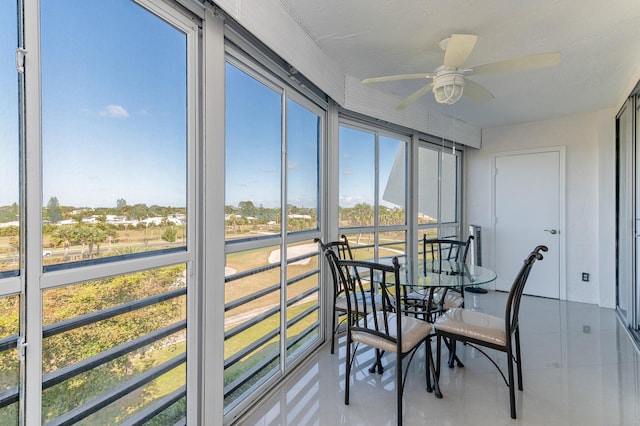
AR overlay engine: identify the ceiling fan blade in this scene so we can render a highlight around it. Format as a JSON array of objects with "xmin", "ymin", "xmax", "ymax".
[
  {"xmin": 470, "ymin": 52, "xmax": 561, "ymax": 75},
  {"xmin": 395, "ymin": 82, "xmax": 434, "ymax": 110},
  {"xmin": 443, "ymin": 34, "xmax": 478, "ymax": 68},
  {"xmin": 463, "ymin": 79, "xmax": 494, "ymax": 103},
  {"xmin": 362, "ymin": 73, "xmax": 433, "ymax": 84}
]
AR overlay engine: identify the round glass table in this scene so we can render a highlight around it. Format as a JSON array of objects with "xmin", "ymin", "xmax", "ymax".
[{"xmin": 400, "ymin": 258, "xmax": 497, "ymax": 289}]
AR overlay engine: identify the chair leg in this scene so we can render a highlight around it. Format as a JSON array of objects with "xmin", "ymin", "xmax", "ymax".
[
  {"xmin": 436, "ymin": 334, "xmax": 442, "ymax": 381},
  {"xmin": 448, "ymin": 339, "xmax": 456, "ymax": 368},
  {"xmin": 515, "ymin": 329, "xmax": 523, "ymax": 390},
  {"xmin": 368, "ymin": 349, "xmax": 384, "ymax": 374},
  {"xmin": 396, "ymin": 351, "xmax": 403, "ymax": 426},
  {"xmin": 331, "ymin": 308, "xmax": 337, "ymax": 354},
  {"xmin": 345, "ymin": 339, "xmax": 351, "ymax": 405},
  {"xmin": 425, "ymin": 340, "xmax": 432, "ymax": 393},
  {"xmin": 507, "ymin": 346, "xmax": 516, "ymax": 419},
  {"xmin": 443, "ymin": 337, "xmax": 464, "ymax": 368},
  {"xmin": 426, "ymin": 338, "xmax": 442, "ymax": 398}
]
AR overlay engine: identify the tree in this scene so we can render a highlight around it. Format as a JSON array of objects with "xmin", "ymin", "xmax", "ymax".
[
  {"xmin": 238, "ymin": 201, "xmax": 257, "ymax": 218},
  {"xmin": 51, "ymin": 225, "xmax": 75, "ymax": 261},
  {"xmin": 47, "ymin": 196, "xmax": 63, "ymax": 223},
  {"xmin": 116, "ymin": 199, "xmax": 127, "ymax": 210},
  {"xmin": 96, "ymin": 222, "xmax": 118, "ymax": 252},
  {"xmin": 130, "ymin": 204, "xmax": 149, "ymax": 221},
  {"xmin": 161, "ymin": 226, "xmax": 177, "ymax": 243}
]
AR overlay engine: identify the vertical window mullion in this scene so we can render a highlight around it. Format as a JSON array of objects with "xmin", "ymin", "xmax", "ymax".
[
  {"xmin": 22, "ymin": 0, "xmax": 43, "ymax": 422},
  {"xmin": 280, "ymin": 90, "xmax": 287, "ymax": 374},
  {"xmin": 374, "ymin": 132, "xmax": 380, "ymax": 254}
]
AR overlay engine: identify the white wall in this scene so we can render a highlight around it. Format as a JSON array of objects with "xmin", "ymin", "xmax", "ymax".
[{"xmin": 465, "ymin": 109, "xmax": 616, "ymax": 306}]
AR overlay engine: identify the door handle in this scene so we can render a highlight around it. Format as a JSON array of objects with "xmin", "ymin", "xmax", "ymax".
[{"xmin": 544, "ymin": 229, "xmax": 558, "ymax": 235}]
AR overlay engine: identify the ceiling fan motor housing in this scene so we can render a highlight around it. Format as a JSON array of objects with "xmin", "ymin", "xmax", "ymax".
[{"xmin": 433, "ymin": 66, "xmax": 465, "ymax": 104}]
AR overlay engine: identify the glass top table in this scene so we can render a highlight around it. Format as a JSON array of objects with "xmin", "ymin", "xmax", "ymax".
[
  {"xmin": 375, "ymin": 256, "xmax": 496, "ymax": 319},
  {"xmin": 398, "ymin": 258, "xmax": 497, "ymax": 289},
  {"xmin": 377, "ymin": 256, "xmax": 497, "ymax": 288}
]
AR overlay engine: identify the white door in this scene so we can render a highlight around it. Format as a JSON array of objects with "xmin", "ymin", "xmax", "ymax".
[{"xmin": 493, "ymin": 149, "xmax": 563, "ymax": 298}]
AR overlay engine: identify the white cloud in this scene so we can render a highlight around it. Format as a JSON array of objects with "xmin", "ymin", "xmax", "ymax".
[{"xmin": 101, "ymin": 104, "xmax": 130, "ymax": 118}]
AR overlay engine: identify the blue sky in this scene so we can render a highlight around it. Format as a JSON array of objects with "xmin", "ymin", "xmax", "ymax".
[
  {"xmin": 40, "ymin": 0, "xmax": 187, "ymax": 208},
  {"xmin": 0, "ymin": 0, "xmax": 187, "ymax": 208},
  {"xmin": 225, "ymin": 62, "xmax": 321, "ymax": 210},
  {"xmin": 0, "ymin": 1, "xmax": 19, "ymax": 208},
  {"xmin": 339, "ymin": 127, "xmax": 405, "ymax": 208},
  {"xmin": 0, "ymin": 0, "xmax": 402, "ymax": 211}
]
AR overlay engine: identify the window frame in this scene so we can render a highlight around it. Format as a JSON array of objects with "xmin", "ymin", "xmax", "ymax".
[
  {"xmin": 222, "ymin": 46, "xmax": 327, "ymax": 420},
  {"xmin": 20, "ymin": 1, "xmax": 202, "ymax": 424},
  {"xmin": 337, "ymin": 118, "xmax": 411, "ymax": 260}
]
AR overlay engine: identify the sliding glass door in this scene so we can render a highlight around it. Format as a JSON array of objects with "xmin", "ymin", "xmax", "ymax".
[
  {"xmin": 3, "ymin": 1, "xmax": 199, "ymax": 423},
  {"xmin": 616, "ymin": 95, "xmax": 640, "ymax": 339}
]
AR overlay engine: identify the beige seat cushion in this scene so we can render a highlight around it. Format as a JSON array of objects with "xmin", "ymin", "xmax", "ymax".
[
  {"xmin": 352, "ymin": 312, "xmax": 433, "ymax": 353},
  {"xmin": 434, "ymin": 308, "xmax": 506, "ymax": 346},
  {"xmin": 335, "ymin": 293, "xmax": 383, "ymax": 313}
]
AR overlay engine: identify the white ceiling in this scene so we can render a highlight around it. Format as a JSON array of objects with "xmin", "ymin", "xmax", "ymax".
[{"xmin": 280, "ymin": 0, "xmax": 640, "ymax": 128}]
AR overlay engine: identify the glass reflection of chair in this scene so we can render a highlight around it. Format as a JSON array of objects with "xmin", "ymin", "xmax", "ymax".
[
  {"xmin": 315, "ymin": 235, "xmax": 382, "ymax": 354},
  {"xmin": 434, "ymin": 245, "xmax": 547, "ymax": 420},
  {"xmin": 325, "ymin": 250, "xmax": 441, "ymax": 426}
]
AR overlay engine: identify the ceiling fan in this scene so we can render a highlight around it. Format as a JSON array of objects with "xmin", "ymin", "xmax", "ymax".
[{"xmin": 362, "ymin": 34, "xmax": 561, "ymax": 108}]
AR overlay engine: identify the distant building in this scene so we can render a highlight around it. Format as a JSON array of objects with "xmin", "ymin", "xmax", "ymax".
[{"xmin": 288, "ymin": 214, "xmax": 312, "ymax": 220}]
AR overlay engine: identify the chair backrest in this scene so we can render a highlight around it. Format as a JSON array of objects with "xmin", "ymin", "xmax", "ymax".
[
  {"xmin": 325, "ymin": 249, "xmax": 402, "ymax": 346},
  {"xmin": 314, "ymin": 235, "xmax": 354, "ymax": 261},
  {"xmin": 505, "ymin": 245, "xmax": 548, "ymax": 335},
  {"xmin": 422, "ymin": 235, "xmax": 473, "ymax": 262},
  {"xmin": 315, "ymin": 236, "xmax": 355, "ymax": 299},
  {"xmin": 422, "ymin": 235, "xmax": 474, "ymax": 273}
]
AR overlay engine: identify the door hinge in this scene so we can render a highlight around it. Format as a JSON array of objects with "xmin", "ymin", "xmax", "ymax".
[
  {"xmin": 17, "ymin": 336, "xmax": 27, "ymax": 361},
  {"xmin": 16, "ymin": 48, "xmax": 27, "ymax": 73}
]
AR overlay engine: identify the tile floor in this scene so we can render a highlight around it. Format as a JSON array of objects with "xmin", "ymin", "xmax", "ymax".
[{"xmin": 238, "ymin": 291, "xmax": 640, "ymax": 425}]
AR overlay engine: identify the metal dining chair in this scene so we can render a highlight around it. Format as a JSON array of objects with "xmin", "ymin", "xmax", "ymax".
[
  {"xmin": 423, "ymin": 235, "xmax": 474, "ymax": 315},
  {"xmin": 433, "ymin": 245, "xmax": 547, "ymax": 419},
  {"xmin": 315, "ymin": 235, "xmax": 382, "ymax": 354},
  {"xmin": 325, "ymin": 249, "xmax": 441, "ymax": 426}
]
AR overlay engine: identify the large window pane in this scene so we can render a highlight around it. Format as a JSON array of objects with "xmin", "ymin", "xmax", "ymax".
[
  {"xmin": 339, "ymin": 125, "xmax": 407, "ymax": 260},
  {"xmin": 225, "ymin": 63, "xmax": 282, "ymax": 241},
  {"xmin": 441, "ymin": 151, "xmax": 458, "ymax": 223},
  {"xmin": 417, "ymin": 143, "xmax": 462, "ymax": 255},
  {"xmin": 0, "ymin": 1, "xmax": 19, "ymax": 276},
  {"xmin": 225, "ymin": 61, "xmax": 323, "ymax": 414},
  {"xmin": 41, "ymin": 0, "xmax": 187, "ymax": 267},
  {"xmin": 286, "ymin": 99, "xmax": 319, "ymax": 233},
  {"xmin": 339, "ymin": 127, "xmax": 375, "ymax": 227},
  {"xmin": 379, "ymin": 136, "xmax": 406, "ymax": 226},
  {"xmin": 418, "ymin": 146, "xmax": 439, "ymax": 225},
  {"xmin": 41, "ymin": 265, "xmax": 187, "ymax": 424},
  {"xmin": 224, "ymin": 246, "xmax": 282, "ymax": 409}
]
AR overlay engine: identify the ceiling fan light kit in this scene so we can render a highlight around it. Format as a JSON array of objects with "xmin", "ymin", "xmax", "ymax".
[
  {"xmin": 432, "ymin": 67, "xmax": 465, "ymax": 104},
  {"xmin": 361, "ymin": 34, "xmax": 561, "ymax": 108}
]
